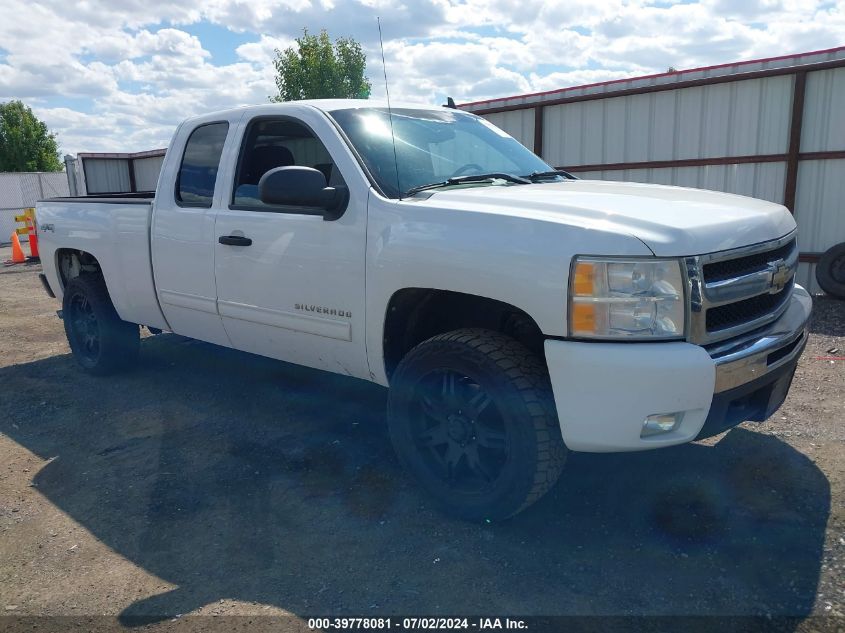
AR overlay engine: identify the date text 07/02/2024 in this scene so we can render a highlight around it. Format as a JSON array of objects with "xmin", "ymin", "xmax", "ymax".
[{"xmin": 307, "ymin": 617, "xmax": 528, "ymax": 630}]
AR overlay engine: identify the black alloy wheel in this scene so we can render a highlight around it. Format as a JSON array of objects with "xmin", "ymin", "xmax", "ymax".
[
  {"xmin": 388, "ymin": 329, "xmax": 566, "ymax": 521},
  {"xmin": 67, "ymin": 290, "xmax": 100, "ymax": 364},
  {"xmin": 62, "ymin": 275, "xmax": 139, "ymax": 375},
  {"xmin": 411, "ymin": 369, "xmax": 509, "ymax": 493}
]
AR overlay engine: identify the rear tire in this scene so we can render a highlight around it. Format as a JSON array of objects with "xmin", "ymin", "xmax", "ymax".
[
  {"xmin": 816, "ymin": 242, "xmax": 845, "ymax": 300},
  {"xmin": 387, "ymin": 328, "xmax": 566, "ymax": 522},
  {"xmin": 62, "ymin": 275, "xmax": 139, "ymax": 375}
]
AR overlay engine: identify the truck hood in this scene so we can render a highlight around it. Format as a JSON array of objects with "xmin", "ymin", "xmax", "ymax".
[{"xmin": 420, "ymin": 180, "xmax": 796, "ymax": 256}]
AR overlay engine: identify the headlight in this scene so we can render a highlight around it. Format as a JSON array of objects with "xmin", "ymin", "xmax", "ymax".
[{"xmin": 569, "ymin": 257, "xmax": 686, "ymax": 340}]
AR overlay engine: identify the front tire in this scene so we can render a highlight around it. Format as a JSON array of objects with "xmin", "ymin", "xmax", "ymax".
[
  {"xmin": 62, "ymin": 275, "xmax": 139, "ymax": 375},
  {"xmin": 387, "ymin": 329, "xmax": 566, "ymax": 521}
]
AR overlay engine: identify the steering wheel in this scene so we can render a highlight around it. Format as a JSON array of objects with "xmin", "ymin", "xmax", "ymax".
[{"xmin": 450, "ymin": 163, "xmax": 484, "ymax": 178}]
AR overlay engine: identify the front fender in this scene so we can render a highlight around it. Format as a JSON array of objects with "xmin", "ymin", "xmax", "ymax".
[{"xmin": 364, "ymin": 193, "xmax": 653, "ymax": 385}]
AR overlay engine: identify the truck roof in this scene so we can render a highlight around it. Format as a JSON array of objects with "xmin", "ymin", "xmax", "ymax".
[{"xmin": 182, "ymin": 99, "xmax": 459, "ymax": 126}]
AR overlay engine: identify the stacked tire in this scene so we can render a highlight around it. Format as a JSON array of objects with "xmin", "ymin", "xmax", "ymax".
[{"xmin": 816, "ymin": 242, "xmax": 845, "ymax": 300}]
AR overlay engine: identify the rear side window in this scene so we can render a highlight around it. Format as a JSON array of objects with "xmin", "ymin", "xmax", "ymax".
[{"xmin": 176, "ymin": 122, "xmax": 229, "ymax": 207}]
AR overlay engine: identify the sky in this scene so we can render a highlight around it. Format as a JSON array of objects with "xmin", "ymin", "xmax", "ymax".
[{"xmin": 0, "ymin": 0, "xmax": 843, "ymax": 155}]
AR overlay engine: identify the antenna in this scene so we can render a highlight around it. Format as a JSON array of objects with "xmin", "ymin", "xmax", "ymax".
[{"xmin": 377, "ymin": 17, "xmax": 402, "ymax": 200}]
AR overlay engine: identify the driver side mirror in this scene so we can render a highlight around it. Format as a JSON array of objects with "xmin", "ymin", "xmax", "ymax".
[{"xmin": 258, "ymin": 166, "xmax": 348, "ymax": 221}]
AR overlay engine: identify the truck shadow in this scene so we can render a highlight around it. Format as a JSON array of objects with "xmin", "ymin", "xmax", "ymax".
[{"xmin": 0, "ymin": 334, "xmax": 830, "ymax": 623}]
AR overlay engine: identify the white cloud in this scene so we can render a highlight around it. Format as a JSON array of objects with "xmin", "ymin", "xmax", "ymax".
[
  {"xmin": 235, "ymin": 35, "xmax": 296, "ymax": 64},
  {"xmin": 0, "ymin": 0, "xmax": 842, "ymax": 154}
]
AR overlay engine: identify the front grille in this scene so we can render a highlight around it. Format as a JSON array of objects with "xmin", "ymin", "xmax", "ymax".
[
  {"xmin": 704, "ymin": 239, "xmax": 795, "ymax": 283},
  {"xmin": 706, "ymin": 280, "xmax": 793, "ymax": 332},
  {"xmin": 688, "ymin": 233, "xmax": 798, "ymax": 345}
]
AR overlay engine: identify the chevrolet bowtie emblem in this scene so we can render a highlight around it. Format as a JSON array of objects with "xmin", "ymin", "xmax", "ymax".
[{"xmin": 769, "ymin": 260, "xmax": 791, "ymax": 293}]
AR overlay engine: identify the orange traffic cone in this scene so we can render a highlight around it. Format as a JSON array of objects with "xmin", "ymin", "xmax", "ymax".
[
  {"xmin": 27, "ymin": 220, "xmax": 39, "ymax": 259},
  {"xmin": 10, "ymin": 233, "xmax": 26, "ymax": 264},
  {"xmin": 29, "ymin": 232, "xmax": 39, "ymax": 259}
]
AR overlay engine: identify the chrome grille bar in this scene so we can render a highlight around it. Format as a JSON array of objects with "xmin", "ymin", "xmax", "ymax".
[{"xmin": 703, "ymin": 246, "xmax": 798, "ymax": 307}]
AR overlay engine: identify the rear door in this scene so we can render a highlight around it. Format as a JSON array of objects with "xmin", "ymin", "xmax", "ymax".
[
  {"xmin": 212, "ymin": 105, "xmax": 371, "ymax": 379},
  {"xmin": 152, "ymin": 114, "xmax": 243, "ymax": 345},
  {"xmin": 151, "ymin": 112, "xmax": 243, "ymax": 346}
]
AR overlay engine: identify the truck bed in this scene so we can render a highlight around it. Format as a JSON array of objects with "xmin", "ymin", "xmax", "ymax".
[{"xmin": 36, "ymin": 196, "xmax": 168, "ymax": 331}]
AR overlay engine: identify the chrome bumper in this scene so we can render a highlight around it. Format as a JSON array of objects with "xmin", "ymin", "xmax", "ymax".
[{"xmin": 710, "ymin": 285, "xmax": 811, "ymax": 393}]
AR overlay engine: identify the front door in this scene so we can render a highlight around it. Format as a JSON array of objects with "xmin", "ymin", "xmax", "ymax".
[{"xmin": 212, "ymin": 107, "xmax": 370, "ymax": 380}]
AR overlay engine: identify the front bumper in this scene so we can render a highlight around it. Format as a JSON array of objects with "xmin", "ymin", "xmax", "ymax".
[{"xmin": 544, "ymin": 285, "xmax": 811, "ymax": 452}]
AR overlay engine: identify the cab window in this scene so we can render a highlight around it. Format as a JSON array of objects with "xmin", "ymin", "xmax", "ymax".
[
  {"xmin": 176, "ymin": 122, "xmax": 229, "ymax": 207},
  {"xmin": 232, "ymin": 118, "xmax": 342, "ymax": 210}
]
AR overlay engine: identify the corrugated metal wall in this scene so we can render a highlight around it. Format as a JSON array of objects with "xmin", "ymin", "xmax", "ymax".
[
  {"xmin": 464, "ymin": 48, "xmax": 845, "ymax": 294},
  {"xmin": 466, "ymin": 48, "xmax": 845, "ymax": 109},
  {"xmin": 540, "ymin": 77, "xmax": 793, "ymax": 167},
  {"xmin": 83, "ymin": 158, "xmax": 131, "ymax": 194},
  {"xmin": 484, "ymin": 109, "xmax": 535, "ymax": 151},
  {"xmin": 0, "ymin": 172, "xmax": 69, "ymax": 244},
  {"xmin": 795, "ymin": 158, "xmax": 845, "ymax": 263},
  {"xmin": 797, "ymin": 66, "xmax": 845, "ymax": 289},
  {"xmin": 76, "ymin": 151, "xmax": 166, "ymax": 195},
  {"xmin": 133, "ymin": 156, "xmax": 165, "ymax": 191},
  {"xmin": 285, "ymin": 137, "xmax": 333, "ymax": 168}
]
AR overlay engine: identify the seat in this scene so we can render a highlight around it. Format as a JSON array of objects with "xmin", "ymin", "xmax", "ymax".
[{"xmin": 243, "ymin": 145, "xmax": 295, "ymax": 185}]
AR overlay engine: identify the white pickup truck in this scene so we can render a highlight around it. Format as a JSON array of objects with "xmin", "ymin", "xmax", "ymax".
[{"xmin": 36, "ymin": 100, "xmax": 811, "ymax": 521}]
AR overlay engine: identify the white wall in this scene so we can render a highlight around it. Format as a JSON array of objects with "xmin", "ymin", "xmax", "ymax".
[{"xmin": 0, "ymin": 172, "xmax": 69, "ymax": 244}]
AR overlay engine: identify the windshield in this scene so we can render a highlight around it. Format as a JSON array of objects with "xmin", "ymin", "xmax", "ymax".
[{"xmin": 328, "ymin": 107, "xmax": 553, "ymax": 198}]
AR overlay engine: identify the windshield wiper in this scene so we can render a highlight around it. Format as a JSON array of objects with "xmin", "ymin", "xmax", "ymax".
[
  {"xmin": 405, "ymin": 173, "xmax": 531, "ymax": 196},
  {"xmin": 523, "ymin": 170, "xmax": 577, "ymax": 182}
]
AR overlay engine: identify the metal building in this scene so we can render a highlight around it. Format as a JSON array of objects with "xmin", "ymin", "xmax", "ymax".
[
  {"xmin": 0, "ymin": 172, "xmax": 69, "ymax": 244},
  {"xmin": 461, "ymin": 46, "xmax": 845, "ymax": 293},
  {"xmin": 65, "ymin": 149, "xmax": 166, "ymax": 196}
]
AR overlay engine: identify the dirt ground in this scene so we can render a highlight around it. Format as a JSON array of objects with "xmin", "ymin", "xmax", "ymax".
[{"xmin": 1, "ymin": 246, "xmax": 843, "ymax": 631}]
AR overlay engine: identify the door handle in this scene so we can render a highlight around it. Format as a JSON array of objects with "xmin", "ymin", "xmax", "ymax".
[{"xmin": 218, "ymin": 235, "xmax": 253, "ymax": 246}]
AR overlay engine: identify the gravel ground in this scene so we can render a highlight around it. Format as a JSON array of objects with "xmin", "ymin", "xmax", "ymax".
[{"xmin": 0, "ymin": 246, "xmax": 843, "ymax": 631}]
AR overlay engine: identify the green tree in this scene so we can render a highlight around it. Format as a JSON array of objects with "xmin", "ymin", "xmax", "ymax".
[
  {"xmin": 0, "ymin": 100, "xmax": 63, "ymax": 172},
  {"xmin": 271, "ymin": 29, "xmax": 371, "ymax": 102}
]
